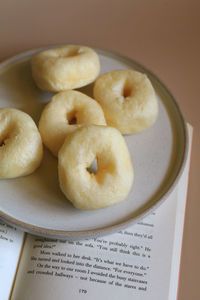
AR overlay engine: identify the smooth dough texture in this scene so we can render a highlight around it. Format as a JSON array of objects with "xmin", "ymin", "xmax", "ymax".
[
  {"xmin": 0, "ymin": 108, "xmax": 43, "ymax": 178},
  {"xmin": 58, "ymin": 125, "xmax": 134, "ymax": 210},
  {"xmin": 93, "ymin": 69, "xmax": 158, "ymax": 134},
  {"xmin": 39, "ymin": 90, "xmax": 106, "ymax": 156},
  {"xmin": 31, "ymin": 45, "xmax": 100, "ymax": 92}
]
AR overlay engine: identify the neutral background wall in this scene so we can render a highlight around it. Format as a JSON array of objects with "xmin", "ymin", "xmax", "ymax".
[{"xmin": 0, "ymin": 1, "xmax": 199, "ymax": 299}]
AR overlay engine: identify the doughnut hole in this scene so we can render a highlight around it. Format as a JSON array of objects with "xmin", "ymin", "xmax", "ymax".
[
  {"xmin": 0, "ymin": 120, "xmax": 17, "ymax": 148},
  {"xmin": 86, "ymin": 153, "xmax": 116, "ymax": 184},
  {"xmin": 122, "ymin": 79, "xmax": 134, "ymax": 98},
  {"xmin": 67, "ymin": 110, "xmax": 78, "ymax": 125},
  {"xmin": 49, "ymin": 46, "xmax": 84, "ymax": 59},
  {"xmin": 60, "ymin": 48, "xmax": 80, "ymax": 58},
  {"xmin": 64, "ymin": 47, "xmax": 84, "ymax": 58},
  {"xmin": 67, "ymin": 107, "xmax": 92, "ymax": 125},
  {"xmin": 58, "ymin": 125, "xmax": 134, "ymax": 210},
  {"xmin": 0, "ymin": 130, "xmax": 9, "ymax": 147},
  {"xmin": 87, "ymin": 158, "xmax": 98, "ymax": 174}
]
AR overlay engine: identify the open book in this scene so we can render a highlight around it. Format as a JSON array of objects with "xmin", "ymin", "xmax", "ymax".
[{"xmin": 0, "ymin": 126, "xmax": 192, "ymax": 300}]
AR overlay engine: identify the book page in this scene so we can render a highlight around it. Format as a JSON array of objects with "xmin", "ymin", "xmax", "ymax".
[
  {"xmin": 10, "ymin": 190, "xmax": 183, "ymax": 300},
  {"xmin": 0, "ymin": 222, "xmax": 24, "ymax": 300},
  {"xmin": 10, "ymin": 128, "xmax": 192, "ymax": 300}
]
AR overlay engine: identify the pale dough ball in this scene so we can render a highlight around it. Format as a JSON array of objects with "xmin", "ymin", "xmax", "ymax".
[
  {"xmin": 0, "ymin": 108, "xmax": 43, "ymax": 178},
  {"xmin": 58, "ymin": 125, "xmax": 134, "ymax": 210},
  {"xmin": 93, "ymin": 69, "xmax": 158, "ymax": 134},
  {"xmin": 31, "ymin": 45, "xmax": 100, "ymax": 92},
  {"xmin": 39, "ymin": 90, "xmax": 106, "ymax": 156}
]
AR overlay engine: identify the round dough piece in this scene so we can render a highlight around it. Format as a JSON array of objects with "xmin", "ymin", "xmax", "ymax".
[
  {"xmin": 39, "ymin": 90, "xmax": 106, "ymax": 156},
  {"xmin": 93, "ymin": 69, "xmax": 158, "ymax": 134},
  {"xmin": 58, "ymin": 125, "xmax": 134, "ymax": 210},
  {"xmin": 31, "ymin": 45, "xmax": 100, "ymax": 92},
  {"xmin": 0, "ymin": 108, "xmax": 43, "ymax": 179}
]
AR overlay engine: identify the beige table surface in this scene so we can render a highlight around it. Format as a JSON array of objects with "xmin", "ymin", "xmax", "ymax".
[{"xmin": 0, "ymin": 0, "xmax": 199, "ymax": 299}]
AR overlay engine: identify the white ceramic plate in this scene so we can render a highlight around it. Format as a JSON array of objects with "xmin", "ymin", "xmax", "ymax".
[{"xmin": 0, "ymin": 47, "xmax": 188, "ymax": 239}]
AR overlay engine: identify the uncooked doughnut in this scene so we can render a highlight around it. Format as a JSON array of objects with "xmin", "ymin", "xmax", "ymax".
[
  {"xmin": 58, "ymin": 125, "xmax": 134, "ymax": 210},
  {"xmin": 0, "ymin": 108, "xmax": 43, "ymax": 178},
  {"xmin": 39, "ymin": 90, "xmax": 106, "ymax": 156},
  {"xmin": 93, "ymin": 69, "xmax": 158, "ymax": 134},
  {"xmin": 31, "ymin": 45, "xmax": 100, "ymax": 92}
]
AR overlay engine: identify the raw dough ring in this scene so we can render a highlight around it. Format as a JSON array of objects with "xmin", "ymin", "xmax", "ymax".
[
  {"xmin": 58, "ymin": 125, "xmax": 134, "ymax": 210},
  {"xmin": 31, "ymin": 45, "xmax": 100, "ymax": 92},
  {"xmin": 0, "ymin": 108, "xmax": 43, "ymax": 178},
  {"xmin": 39, "ymin": 90, "xmax": 106, "ymax": 156},
  {"xmin": 93, "ymin": 69, "xmax": 158, "ymax": 134}
]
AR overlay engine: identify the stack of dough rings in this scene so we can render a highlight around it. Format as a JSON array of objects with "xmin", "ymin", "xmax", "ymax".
[{"xmin": 0, "ymin": 44, "xmax": 158, "ymax": 211}]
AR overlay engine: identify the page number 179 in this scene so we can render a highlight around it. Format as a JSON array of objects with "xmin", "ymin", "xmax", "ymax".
[{"xmin": 79, "ymin": 289, "xmax": 87, "ymax": 294}]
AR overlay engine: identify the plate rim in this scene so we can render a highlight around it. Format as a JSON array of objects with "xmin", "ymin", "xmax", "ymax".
[{"xmin": 0, "ymin": 46, "xmax": 189, "ymax": 239}]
